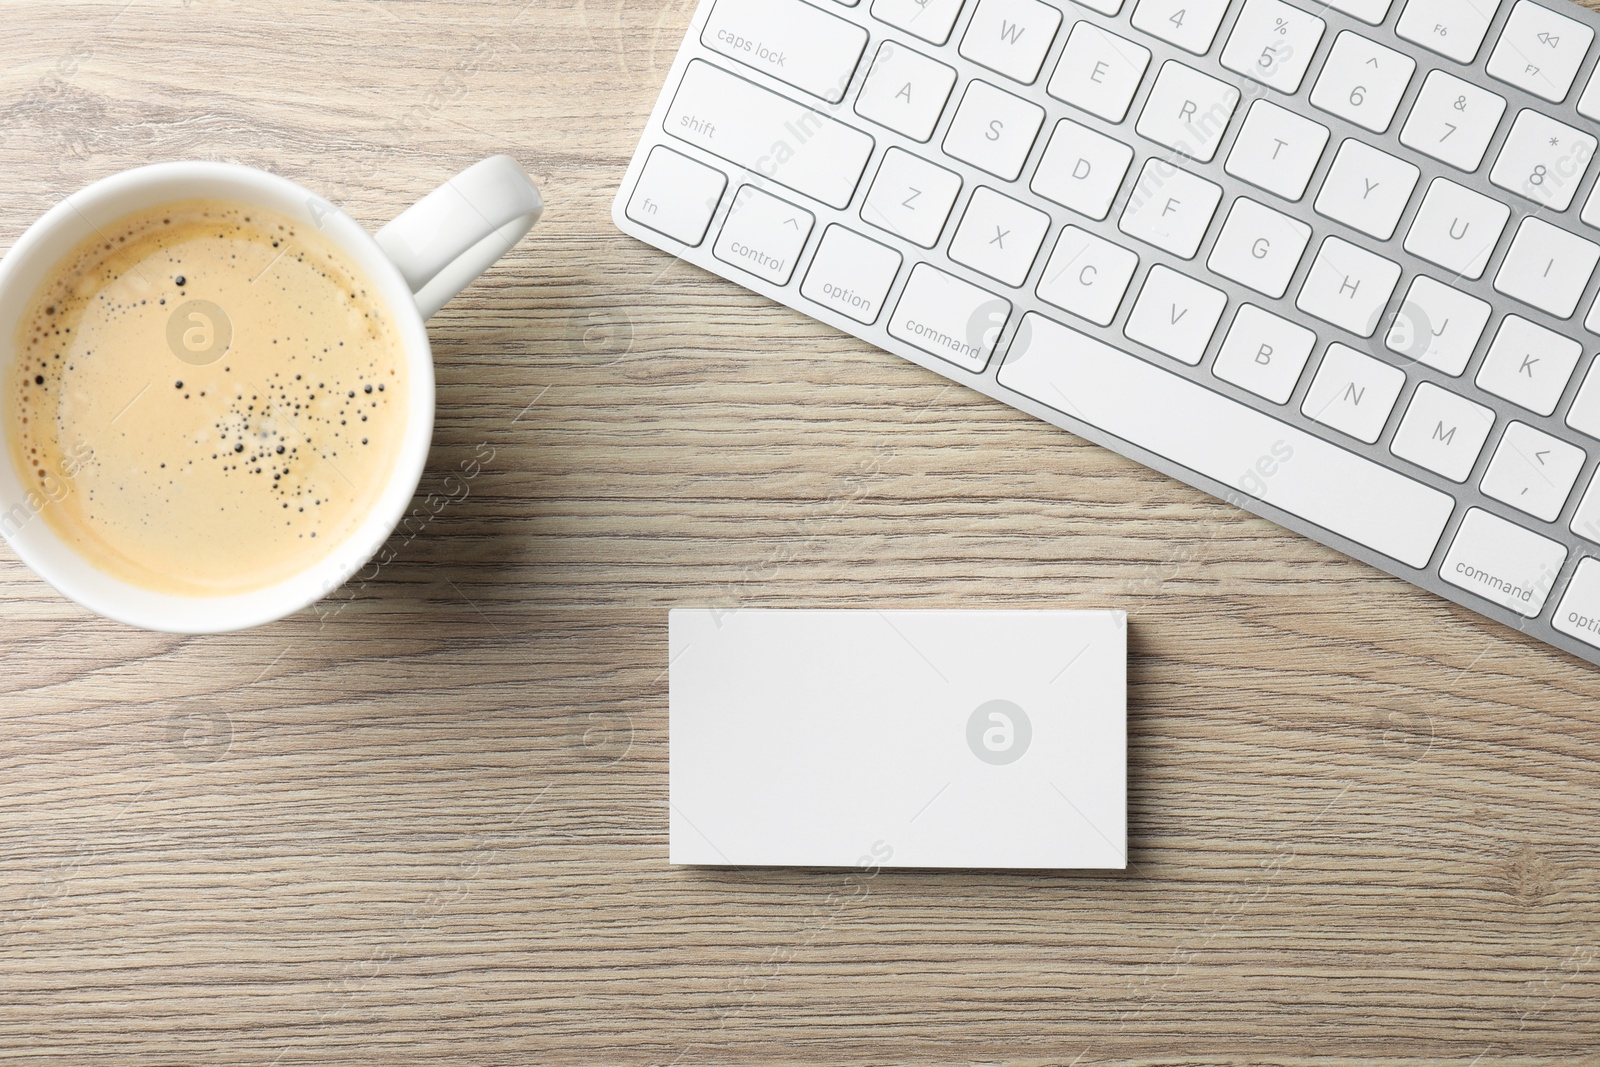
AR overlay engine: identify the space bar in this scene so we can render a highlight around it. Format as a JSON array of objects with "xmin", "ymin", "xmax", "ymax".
[{"xmin": 996, "ymin": 314, "xmax": 1456, "ymax": 569}]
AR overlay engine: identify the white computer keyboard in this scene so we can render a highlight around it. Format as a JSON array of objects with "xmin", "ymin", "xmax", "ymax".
[{"xmin": 613, "ymin": 0, "xmax": 1600, "ymax": 668}]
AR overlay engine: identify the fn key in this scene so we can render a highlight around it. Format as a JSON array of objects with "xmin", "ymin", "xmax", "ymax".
[{"xmin": 626, "ymin": 146, "xmax": 727, "ymax": 247}]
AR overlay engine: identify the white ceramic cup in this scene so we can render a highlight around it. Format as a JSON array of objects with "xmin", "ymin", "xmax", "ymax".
[{"xmin": 0, "ymin": 156, "xmax": 543, "ymax": 633}]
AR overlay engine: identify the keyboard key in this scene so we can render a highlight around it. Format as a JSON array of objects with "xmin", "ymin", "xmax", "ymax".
[
  {"xmin": 1212, "ymin": 304, "xmax": 1317, "ymax": 404},
  {"xmin": 1325, "ymin": 0, "xmax": 1395, "ymax": 25},
  {"xmin": 871, "ymin": 0, "xmax": 966, "ymax": 46},
  {"xmin": 714, "ymin": 186, "xmax": 815, "ymax": 284},
  {"xmin": 1489, "ymin": 110, "xmax": 1596, "ymax": 211},
  {"xmin": 1476, "ymin": 315, "xmax": 1583, "ymax": 417},
  {"xmin": 855, "ymin": 42, "xmax": 958, "ymax": 141},
  {"xmin": 1576, "ymin": 475, "xmax": 1600, "ymax": 541},
  {"xmin": 1207, "ymin": 197, "xmax": 1312, "ymax": 299},
  {"xmin": 1310, "ymin": 32, "xmax": 1416, "ymax": 134},
  {"xmin": 1302, "ymin": 343, "xmax": 1406, "ymax": 444},
  {"xmin": 1031, "ymin": 119, "xmax": 1135, "ymax": 221},
  {"xmin": 1385, "ymin": 276, "xmax": 1493, "ymax": 376},
  {"xmin": 1488, "ymin": 0, "xmax": 1594, "ymax": 103},
  {"xmin": 888, "ymin": 263, "xmax": 1011, "ymax": 371},
  {"xmin": 1391, "ymin": 383, "xmax": 1496, "ymax": 482},
  {"xmin": 1568, "ymin": 357, "xmax": 1600, "ymax": 439},
  {"xmin": 1578, "ymin": 178, "xmax": 1600, "ymax": 232},
  {"xmin": 702, "ymin": 0, "xmax": 869, "ymax": 103},
  {"xmin": 1481, "ymin": 421, "xmax": 1587, "ymax": 522},
  {"xmin": 1130, "ymin": 0, "xmax": 1231, "ymax": 54},
  {"xmin": 626, "ymin": 146, "xmax": 728, "ymax": 246},
  {"xmin": 1441, "ymin": 508, "xmax": 1567, "ymax": 617},
  {"xmin": 943, "ymin": 80, "xmax": 1045, "ymax": 181},
  {"xmin": 1296, "ymin": 236, "xmax": 1402, "ymax": 338},
  {"xmin": 1220, "ymin": 0, "xmax": 1327, "ymax": 95},
  {"xmin": 1124, "ymin": 265, "xmax": 1228, "ymax": 365},
  {"xmin": 1314, "ymin": 139, "xmax": 1420, "ymax": 242},
  {"xmin": 1396, "ymin": 0, "xmax": 1499, "ymax": 65},
  {"xmin": 949, "ymin": 187, "xmax": 1051, "ymax": 287},
  {"xmin": 1554, "ymin": 558, "xmax": 1600, "ymax": 647},
  {"xmin": 1580, "ymin": 62, "xmax": 1600, "ymax": 121},
  {"xmin": 861, "ymin": 149, "xmax": 962, "ymax": 247},
  {"xmin": 1036, "ymin": 227, "xmax": 1140, "ymax": 326},
  {"xmin": 1494, "ymin": 218, "xmax": 1600, "ymax": 319},
  {"xmin": 1403, "ymin": 177, "xmax": 1511, "ymax": 280},
  {"xmin": 1588, "ymin": 292, "xmax": 1600, "ymax": 335},
  {"xmin": 1079, "ymin": 0, "xmax": 1125, "ymax": 13},
  {"xmin": 959, "ymin": 0, "xmax": 1063, "ymax": 84},
  {"xmin": 1136, "ymin": 61, "xmax": 1241, "ymax": 164},
  {"xmin": 666, "ymin": 61, "xmax": 874, "ymax": 210},
  {"xmin": 1118, "ymin": 161, "xmax": 1222, "ymax": 258},
  {"xmin": 1048, "ymin": 22, "xmax": 1151, "ymax": 124},
  {"xmin": 800, "ymin": 224, "xmax": 903, "ymax": 324},
  {"xmin": 1225, "ymin": 101, "xmax": 1330, "ymax": 202},
  {"xmin": 1399, "ymin": 70, "xmax": 1507, "ymax": 172},
  {"xmin": 999, "ymin": 314, "xmax": 1455, "ymax": 568}
]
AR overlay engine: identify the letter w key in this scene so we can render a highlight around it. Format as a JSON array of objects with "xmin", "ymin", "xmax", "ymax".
[{"xmin": 959, "ymin": 0, "xmax": 1063, "ymax": 84}]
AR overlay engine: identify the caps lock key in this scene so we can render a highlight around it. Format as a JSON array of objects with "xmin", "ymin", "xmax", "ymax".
[{"xmin": 701, "ymin": 0, "xmax": 868, "ymax": 103}]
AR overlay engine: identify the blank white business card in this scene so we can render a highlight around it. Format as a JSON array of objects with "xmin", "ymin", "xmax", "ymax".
[{"xmin": 669, "ymin": 609, "xmax": 1127, "ymax": 870}]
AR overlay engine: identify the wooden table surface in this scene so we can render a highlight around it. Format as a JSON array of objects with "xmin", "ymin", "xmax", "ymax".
[{"xmin": 5, "ymin": 1, "xmax": 1600, "ymax": 1063}]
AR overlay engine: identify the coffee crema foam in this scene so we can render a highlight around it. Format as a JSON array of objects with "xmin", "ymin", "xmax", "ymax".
[{"xmin": 6, "ymin": 199, "xmax": 408, "ymax": 596}]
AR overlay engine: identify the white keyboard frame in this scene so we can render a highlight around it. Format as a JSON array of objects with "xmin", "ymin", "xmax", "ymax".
[{"xmin": 614, "ymin": 0, "xmax": 1600, "ymax": 669}]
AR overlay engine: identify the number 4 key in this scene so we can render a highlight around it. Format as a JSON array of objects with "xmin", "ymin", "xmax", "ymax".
[{"xmin": 1130, "ymin": 0, "xmax": 1232, "ymax": 55}]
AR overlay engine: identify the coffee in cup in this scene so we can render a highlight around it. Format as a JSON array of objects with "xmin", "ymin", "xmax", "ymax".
[
  {"xmin": 7, "ymin": 198, "xmax": 409, "ymax": 595},
  {"xmin": 0, "ymin": 157, "xmax": 542, "ymax": 632}
]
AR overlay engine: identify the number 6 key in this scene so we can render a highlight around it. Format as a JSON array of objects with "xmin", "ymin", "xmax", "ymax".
[{"xmin": 1311, "ymin": 31, "xmax": 1416, "ymax": 134}]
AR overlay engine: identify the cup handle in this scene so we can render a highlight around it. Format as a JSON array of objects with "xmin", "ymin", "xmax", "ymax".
[{"xmin": 375, "ymin": 155, "xmax": 543, "ymax": 319}]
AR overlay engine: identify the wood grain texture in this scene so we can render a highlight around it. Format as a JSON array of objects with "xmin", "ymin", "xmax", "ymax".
[{"xmin": 3, "ymin": 1, "xmax": 1600, "ymax": 1062}]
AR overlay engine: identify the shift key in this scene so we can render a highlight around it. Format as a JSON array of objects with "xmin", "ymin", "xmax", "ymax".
[
  {"xmin": 666, "ymin": 60, "xmax": 875, "ymax": 210},
  {"xmin": 702, "ymin": 0, "xmax": 869, "ymax": 103}
]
